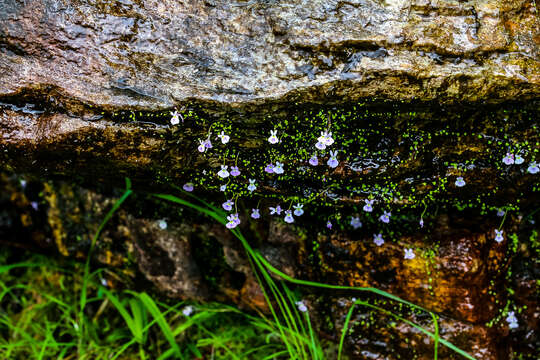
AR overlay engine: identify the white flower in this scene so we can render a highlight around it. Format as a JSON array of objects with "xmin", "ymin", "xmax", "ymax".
[
  {"xmin": 222, "ymin": 199, "xmax": 234, "ymax": 211},
  {"xmin": 284, "ymin": 210, "xmax": 294, "ymax": 223},
  {"xmin": 217, "ymin": 131, "xmax": 230, "ymax": 144},
  {"xmin": 158, "ymin": 220, "xmax": 167, "ymax": 230},
  {"xmin": 268, "ymin": 130, "xmax": 279, "ymax": 144},
  {"xmin": 404, "ymin": 248, "xmax": 415, "ymax": 259},
  {"xmin": 350, "ymin": 217, "xmax": 362, "ymax": 229},
  {"xmin": 494, "ymin": 229, "xmax": 504, "ymax": 243},
  {"xmin": 273, "ymin": 161, "xmax": 284, "ymax": 174},
  {"xmin": 182, "ymin": 305, "xmax": 193, "ymax": 317},
  {"xmin": 247, "ymin": 179, "xmax": 257, "ymax": 193},
  {"xmin": 455, "ymin": 177, "xmax": 466, "ymax": 187},
  {"xmin": 170, "ymin": 110, "xmax": 181, "ymax": 125},
  {"xmin": 217, "ymin": 165, "xmax": 230, "ymax": 178},
  {"xmin": 293, "ymin": 204, "xmax": 304, "ymax": 216},
  {"xmin": 514, "ymin": 154, "xmax": 524, "ymax": 165},
  {"xmin": 502, "ymin": 153, "xmax": 514, "ymax": 165},
  {"xmin": 197, "ymin": 140, "xmax": 206, "ymax": 153},
  {"xmin": 506, "ymin": 311, "xmax": 518, "ymax": 329},
  {"xmin": 373, "ymin": 233, "xmax": 384, "ymax": 246},
  {"xmin": 295, "ymin": 300, "xmax": 308, "ymax": 312},
  {"xmin": 317, "ymin": 130, "xmax": 334, "ymax": 146},
  {"xmin": 220, "ymin": 184, "xmax": 227, "ymax": 192}
]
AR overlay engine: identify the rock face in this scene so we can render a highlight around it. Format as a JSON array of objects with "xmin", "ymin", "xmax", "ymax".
[{"xmin": 1, "ymin": 0, "xmax": 539, "ymax": 359}]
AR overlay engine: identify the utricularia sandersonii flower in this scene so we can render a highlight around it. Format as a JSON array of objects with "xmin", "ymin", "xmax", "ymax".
[
  {"xmin": 379, "ymin": 211, "xmax": 391, "ymax": 223},
  {"xmin": 284, "ymin": 210, "xmax": 294, "ymax": 223},
  {"xmin": 226, "ymin": 213, "xmax": 240, "ymax": 229},
  {"xmin": 502, "ymin": 153, "xmax": 514, "ymax": 165},
  {"xmin": 270, "ymin": 205, "xmax": 282, "ymax": 215},
  {"xmin": 170, "ymin": 110, "xmax": 181, "ymax": 125},
  {"xmin": 217, "ymin": 131, "xmax": 230, "ymax": 144},
  {"xmin": 309, "ymin": 154, "xmax": 318, "ymax": 166},
  {"xmin": 419, "ymin": 218, "xmax": 424, "ymax": 228},
  {"xmin": 295, "ymin": 300, "xmax": 308, "ymax": 312},
  {"xmin": 182, "ymin": 305, "xmax": 193, "ymax": 317},
  {"xmin": 197, "ymin": 139, "xmax": 206, "ymax": 153},
  {"xmin": 327, "ymin": 221, "xmax": 332, "ymax": 229},
  {"xmin": 247, "ymin": 179, "xmax": 257, "ymax": 193},
  {"xmin": 273, "ymin": 161, "xmax": 284, "ymax": 174},
  {"xmin": 514, "ymin": 154, "xmax": 524, "ymax": 165},
  {"xmin": 230, "ymin": 166, "xmax": 241, "ymax": 176},
  {"xmin": 497, "ymin": 209, "xmax": 505, "ymax": 217},
  {"xmin": 183, "ymin": 183, "xmax": 194, "ymax": 192},
  {"xmin": 373, "ymin": 233, "xmax": 384, "ymax": 246},
  {"xmin": 268, "ymin": 130, "xmax": 279, "ymax": 144},
  {"xmin": 218, "ymin": 165, "xmax": 229, "ymax": 178},
  {"xmin": 222, "ymin": 199, "xmax": 234, "ymax": 211},
  {"xmin": 251, "ymin": 208, "xmax": 260, "ymax": 219},
  {"xmin": 350, "ymin": 216, "xmax": 362, "ymax": 229},
  {"xmin": 527, "ymin": 161, "xmax": 539, "ymax": 174},
  {"xmin": 404, "ymin": 248, "xmax": 415, "ymax": 260},
  {"xmin": 220, "ymin": 184, "xmax": 227, "ymax": 192},
  {"xmin": 363, "ymin": 199, "xmax": 374, "ymax": 212},
  {"xmin": 494, "ymin": 229, "xmax": 504, "ymax": 243},
  {"xmin": 293, "ymin": 204, "xmax": 304, "ymax": 216},
  {"xmin": 264, "ymin": 163, "xmax": 274, "ymax": 173},
  {"xmin": 316, "ymin": 130, "xmax": 334, "ymax": 150},
  {"xmin": 455, "ymin": 176, "xmax": 466, "ymax": 187},
  {"xmin": 158, "ymin": 219, "xmax": 167, "ymax": 230},
  {"xmin": 327, "ymin": 150, "xmax": 339, "ymax": 168},
  {"xmin": 506, "ymin": 311, "xmax": 518, "ymax": 329}
]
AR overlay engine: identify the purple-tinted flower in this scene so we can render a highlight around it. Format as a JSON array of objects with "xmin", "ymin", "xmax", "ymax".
[
  {"xmin": 251, "ymin": 208, "xmax": 260, "ymax": 219},
  {"xmin": 494, "ymin": 229, "xmax": 504, "ymax": 243},
  {"xmin": 222, "ymin": 199, "xmax": 234, "ymax": 211},
  {"xmin": 293, "ymin": 204, "xmax": 304, "ymax": 216},
  {"xmin": 273, "ymin": 162, "xmax": 284, "ymax": 174},
  {"xmin": 182, "ymin": 305, "xmax": 194, "ymax": 317},
  {"xmin": 506, "ymin": 311, "xmax": 518, "ymax": 329},
  {"xmin": 269, "ymin": 205, "xmax": 282, "ymax": 215},
  {"xmin": 419, "ymin": 218, "xmax": 424, "ymax": 228},
  {"xmin": 404, "ymin": 248, "xmax": 415, "ymax": 260},
  {"xmin": 379, "ymin": 211, "xmax": 391, "ymax": 223},
  {"xmin": 170, "ymin": 110, "xmax": 181, "ymax": 125},
  {"xmin": 317, "ymin": 130, "xmax": 334, "ymax": 147},
  {"xmin": 20, "ymin": 179, "xmax": 27, "ymax": 189},
  {"xmin": 326, "ymin": 221, "xmax": 332, "ymax": 229},
  {"xmin": 315, "ymin": 141, "xmax": 326, "ymax": 150},
  {"xmin": 309, "ymin": 155, "xmax": 318, "ymax": 166},
  {"xmin": 295, "ymin": 300, "xmax": 308, "ymax": 312},
  {"xmin": 527, "ymin": 161, "xmax": 539, "ymax": 174},
  {"xmin": 514, "ymin": 154, "xmax": 524, "ymax": 165},
  {"xmin": 247, "ymin": 179, "xmax": 257, "ymax": 193},
  {"xmin": 284, "ymin": 210, "xmax": 294, "ymax": 223},
  {"xmin": 503, "ymin": 153, "xmax": 514, "ymax": 165},
  {"xmin": 455, "ymin": 177, "xmax": 466, "ymax": 187},
  {"xmin": 265, "ymin": 163, "xmax": 274, "ymax": 173},
  {"xmin": 158, "ymin": 219, "xmax": 167, "ymax": 230},
  {"xmin": 220, "ymin": 184, "xmax": 227, "ymax": 192},
  {"xmin": 363, "ymin": 199, "xmax": 374, "ymax": 212},
  {"xmin": 204, "ymin": 138, "xmax": 212, "ymax": 149},
  {"xmin": 217, "ymin": 131, "xmax": 230, "ymax": 144},
  {"xmin": 218, "ymin": 165, "xmax": 229, "ymax": 178},
  {"xmin": 373, "ymin": 234, "xmax": 384, "ymax": 246},
  {"xmin": 183, "ymin": 183, "xmax": 194, "ymax": 192},
  {"xmin": 327, "ymin": 150, "xmax": 339, "ymax": 168},
  {"xmin": 497, "ymin": 209, "xmax": 505, "ymax": 217},
  {"xmin": 197, "ymin": 140, "xmax": 206, "ymax": 153},
  {"xmin": 226, "ymin": 213, "xmax": 240, "ymax": 229},
  {"xmin": 230, "ymin": 166, "xmax": 241, "ymax": 176},
  {"xmin": 350, "ymin": 216, "xmax": 362, "ymax": 230},
  {"xmin": 268, "ymin": 130, "xmax": 279, "ymax": 144}
]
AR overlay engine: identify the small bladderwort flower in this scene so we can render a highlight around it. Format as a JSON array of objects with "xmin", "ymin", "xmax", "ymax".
[
  {"xmin": 506, "ymin": 311, "xmax": 518, "ymax": 329},
  {"xmin": 514, "ymin": 154, "xmax": 524, "ymax": 165},
  {"xmin": 404, "ymin": 248, "xmax": 415, "ymax": 260},
  {"xmin": 379, "ymin": 211, "xmax": 391, "ymax": 223},
  {"xmin": 265, "ymin": 163, "xmax": 274, "ymax": 173},
  {"xmin": 251, "ymin": 208, "xmax": 260, "ymax": 219},
  {"xmin": 158, "ymin": 219, "xmax": 167, "ymax": 230},
  {"xmin": 494, "ymin": 229, "xmax": 504, "ymax": 243},
  {"xmin": 327, "ymin": 220, "xmax": 332, "ymax": 229},
  {"xmin": 197, "ymin": 139, "xmax": 206, "ymax": 153},
  {"xmin": 327, "ymin": 150, "xmax": 339, "ymax": 168},
  {"xmin": 295, "ymin": 300, "xmax": 308, "ymax": 312},
  {"xmin": 230, "ymin": 166, "xmax": 241, "ymax": 176},
  {"xmin": 455, "ymin": 176, "xmax": 466, "ymax": 187},
  {"xmin": 373, "ymin": 233, "xmax": 384, "ymax": 246},
  {"xmin": 30, "ymin": 202, "xmax": 38, "ymax": 211},
  {"xmin": 247, "ymin": 179, "xmax": 257, "ymax": 192},
  {"xmin": 284, "ymin": 210, "xmax": 294, "ymax": 223},
  {"xmin": 273, "ymin": 161, "xmax": 284, "ymax": 174},
  {"xmin": 497, "ymin": 209, "xmax": 505, "ymax": 217},
  {"xmin": 350, "ymin": 216, "xmax": 362, "ymax": 229},
  {"xmin": 218, "ymin": 165, "xmax": 230, "ymax": 178},
  {"xmin": 315, "ymin": 141, "xmax": 326, "ymax": 150},
  {"xmin": 419, "ymin": 218, "xmax": 424, "ymax": 228},
  {"xmin": 270, "ymin": 205, "xmax": 282, "ymax": 215},
  {"xmin": 527, "ymin": 161, "xmax": 539, "ymax": 174},
  {"xmin": 363, "ymin": 199, "xmax": 374, "ymax": 212},
  {"xmin": 182, "ymin": 305, "xmax": 193, "ymax": 317},
  {"xmin": 204, "ymin": 138, "xmax": 212, "ymax": 149},
  {"xmin": 293, "ymin": 203, "xmax": 304, "ymax": 216},
  {"xmin": 226, "ymin": 213, "xmax": 240, "ymax": 229},
  {"xmin": 222, "ymin": 199, "xmax": 234, "ymax": 211},
  {"xmin": 170, "ymin": 110, "xmax": 181, "ymax": 125},
  {"xmin": 183, "ymin": 183, "xmax": 194, "ymax": 192},
  {"xmin": 268, "ymin": 130, "xmax": 279, "ymax": 144},
  {"xmin": 220, "ymin": 184, "xmax": 227, "ymax": 192},
  {"xmin": 502, "ymin": 153, "xmax": 514, "ymax": 165},
  {"xmin": 309, "ymin": 154, "xmax": 318, "ymax": 166},
  {"xmin": 318, "ymin": 130, "xmax": 334, "ymax": 147},
  {"xmin": 217, "ymin": 131, "xmax": 230, "ymax": 144}
]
